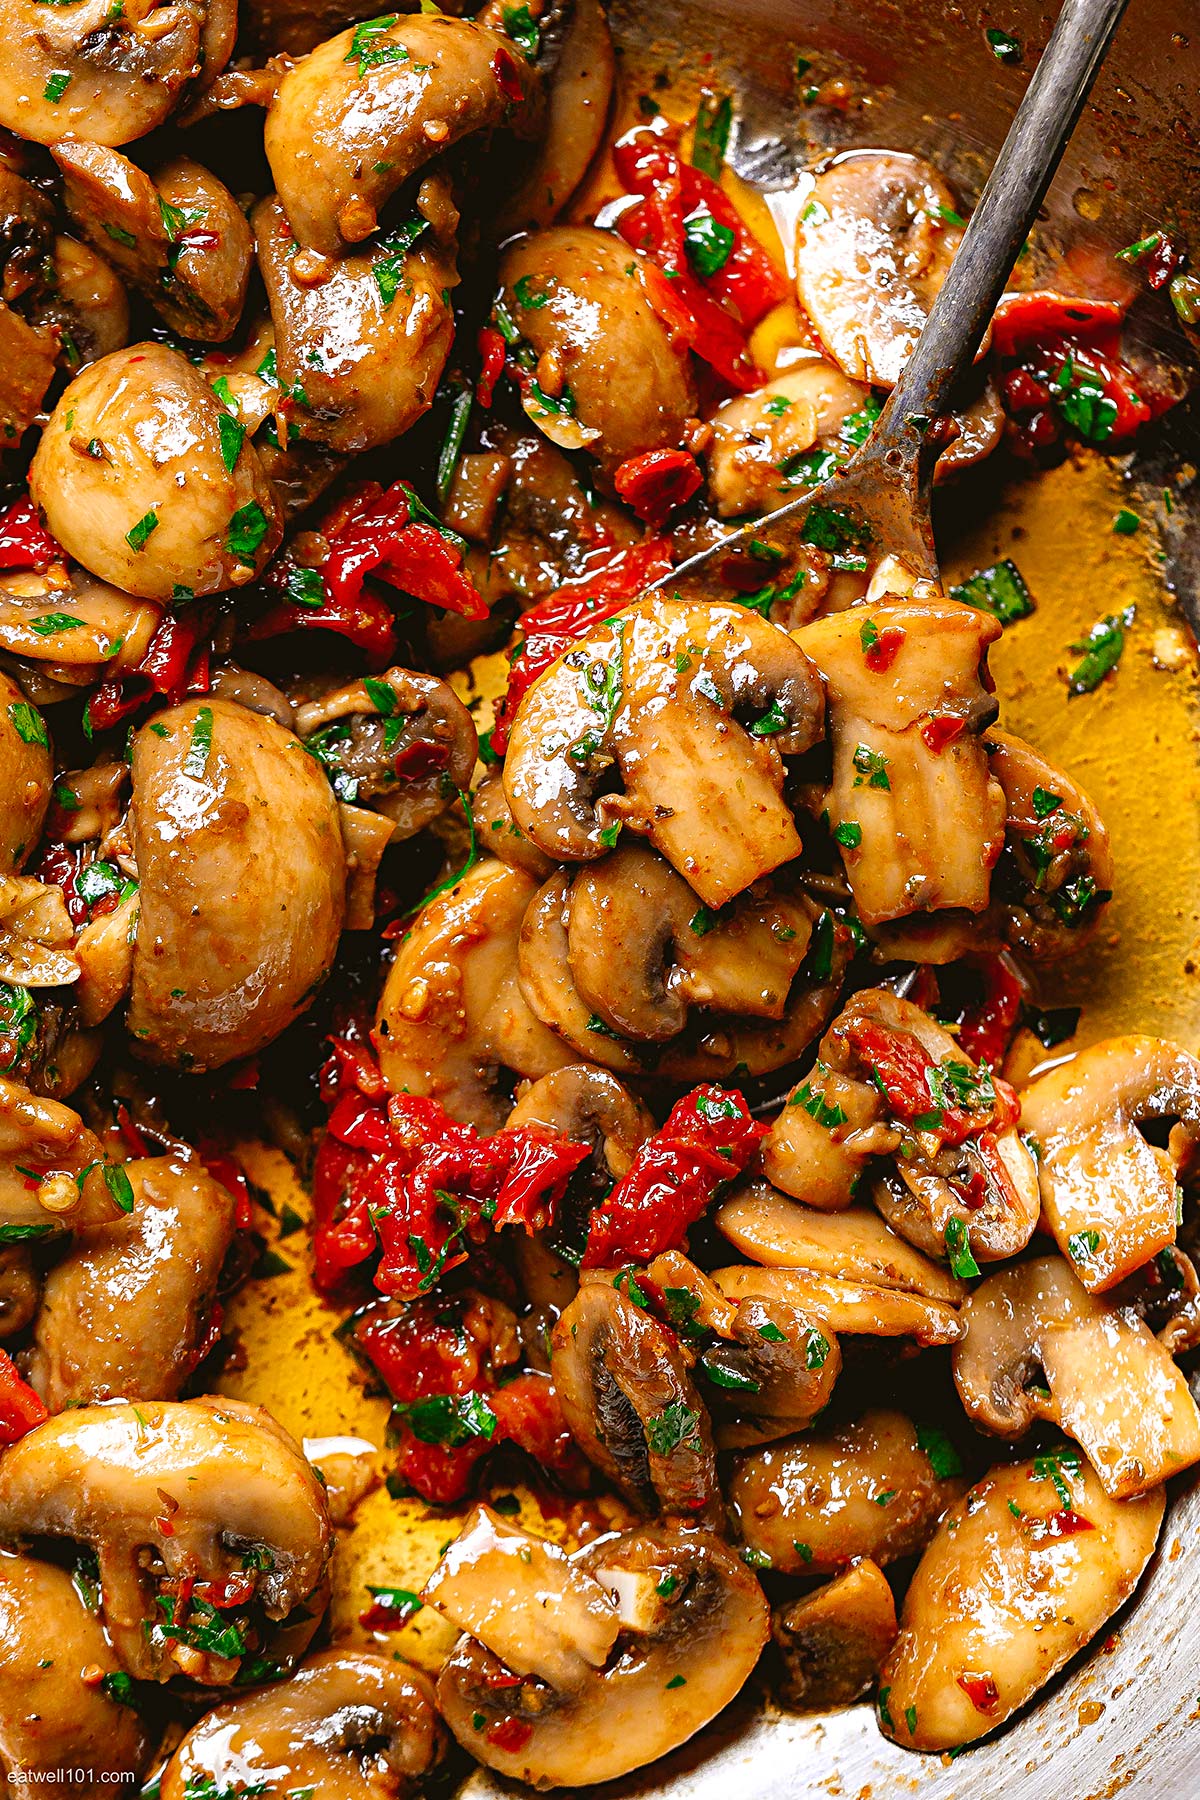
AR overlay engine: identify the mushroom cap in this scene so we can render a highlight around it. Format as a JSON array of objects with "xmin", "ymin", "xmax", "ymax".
[
  {"xmin": 953, "ymin": 1254, "xmax": 1200, "ymax": 1498},
  {"xmin": 772, "ymin": 1557, "xmax": 898, "ymax": 1710},
  {"xmin": 436, "ymin": 1522, "xmax": 769, "ymax": 1788},
  {"xmin": 162, "ymin": 1650, "xmax": 446, "ymax": 1800},
  {"xmin": 551, "ymin": 1282, "xmax": 719, "ymax": 1520},
  {"xmin": 128, "ymin": 698, "xmax": 346, "ymax": 1070},
  {"xmin": 374, "ymin": 857, "xmax": 573, "ymax": 1129},
  {"xmin": 0, "ymin": 1396, "xmax": 332, "ymax": 1681},
  {"xmin": 877, "ymin": 1455, "xmax": 1164, "ymax": 1752},
  {"xmin": 1020, "ymin": 1034, "xmax": 1200, "ymax": 1292}
]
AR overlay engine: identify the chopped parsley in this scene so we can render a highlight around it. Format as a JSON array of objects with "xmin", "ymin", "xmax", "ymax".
[
  {"xmin": 394, "ymin": 1391, "xmax": 498, "ymax": 1447},
  {"xmin": 125, "ymin": 510, "xmax": 159, "ymax": 552},
  {"xmin": 683, "ymin": 207, "xmax": 734, "ymax": 278},
  {"xmin": 949, "ymin": 559, "xmax": 1033, "ymax": 625},
  {"xmin": 502, "ymin": 2, "xmax": 538, "ymax": 58},
  {"xmin": 1053, "ymin": 355, "xmax": 1119, "ymax": 443},
  {"xmin": 8, "ymin": 702, "xmax": 48, "ymax": 748},
  {"xmin": 285, "ymin": 566, "xmax": 325, "ymax": 608},
  {"xmin": 646, "ymin": 1402, "xmax": 702, "ymax": 1456},
  {"xmin": 691, "ymin": 89, "xmax": 732, "ymax": 179},
  {"xmin": 985, "ymin": 25, "xmax": 1021, "ymax": 62},
  {"xmin": 226, "ymin": 501, "xmax": 270, "ymax": 563},
  {"xmin": 1032, "ymin": 1445, "xmax": 1082, "ymax": 1509},
  {"xmin": 1067, "ymin": 607, "xmax": 1133, "ymax": 695},
  {"xmin": 790, "ymin": 1074, "xmax": 846, "ymax": 1132},
  {"xmin": 852, "ymin": 743, "xmax": 890, "ymax": 790},
  {"xmin": 345, "ymin": 14, "xmax": 409, "ymax": 75},
  {"xmin": 1067, "ymin": 1228, "xmax": 1101, "ymax": 1263},
  {"xmin": 43, "ymin": 70, "xmax": 71, "ymax": 102},
  {"xmin": 373, "ymin": 216, "xmax": 429, "ymax": 307},
  {"xmin": 184, "ymin": 706, "xmax": 214, "ymax": 779},
  {"xmin": 833, "ymin": 820, "xmax": 862, "ymax": 850},
  {"xmin": 944, "ymin": 1216, "xmax": 980, "ymax": 1279},
  {"xmin": 916, "ymin": 1423, "xmax": 963, "ymax": 1479},
  {"xmin": 30, "ymin": 613, "xmax": 83, "ymax": 636}
]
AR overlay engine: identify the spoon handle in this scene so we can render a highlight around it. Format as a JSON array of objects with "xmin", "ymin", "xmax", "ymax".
[{"xmin": 885, "ymin": 0, "xmax": 1132, "ymax": 431}]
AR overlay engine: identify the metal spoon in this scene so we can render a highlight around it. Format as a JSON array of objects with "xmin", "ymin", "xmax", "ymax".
[{"xmin": 655, "ymin": 0, "xmax": 1132, "ymax": 599}]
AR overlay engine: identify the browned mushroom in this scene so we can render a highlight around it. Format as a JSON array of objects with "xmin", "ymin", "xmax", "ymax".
[
  {"xmin": 727, "ymin": 1409, "xmax": 967, "ymax": 1574},
  {"xmin": 496, "ymin": 227, "xmax": 697, "ymax": 466},
  {"xmin": 710, "ymin": 1265, "xmax": 965, "ymax": 1348},
  {"xmin": 952, "ymin": 1254, "xmax": 1200, "ymax": 1497},
  {"xmin": 795, "ymin": 597, "xmax": 1005, "ymax": 925},
  {"xmin": 795, "ymin": 150, "xmax": 965, "ymax": 387},
  {"xmin": 986, "ymin": 729, "xmax": 1114, "ymax": 957},
  {"xmin": 431, "ymin": 1510, "xmax": 769, "ymax": 1787},
  {"xmin": 505, "ymin": 595, "xmax": 824, "ymax": 904},
  {"xmin": 52, "ymin": 145, "xmax": 253, "ymax": 343},
  {"xmin": 551, "ymin": 1280, "xmax": 720, "ymax": 1519},
  {"xmin": 877, "ymin": 1453, "xmax": 1163, "ymax": 1751},
  {"xmin": 772, "ymin": 1559, "xmax": 899, "ymax": 1710},
  {"xmin": 1020, "ymin": 1035, "xmax": 1200, "ymax": 1291}
]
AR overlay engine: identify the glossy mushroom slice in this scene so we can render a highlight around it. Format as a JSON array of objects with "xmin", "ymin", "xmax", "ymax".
[
  {"xmin": 877, "ymin": 1453, "xmax": 1164, "ymax": 1752},
  {"xmin": 816, "ymin": 987, "xmax": 1038, "ymax": 1265},
  {"xmin": 0, "ymin": 1396, "xmax": 332, "ymax": 1683},
  {"xmin": 715, "ymin": 1180, "xmax": 967, "ymax": 1304},
  {"xmin": 34, "ymin": 235, "xmax": 130, "ymax": 370},
  {"xmin": 727, "ymin": 1410, "xmax": 967, "ymax": 1575},
  {"xmin": 265, "ymin": 13, "xmax": 540, "ymax": 257},
  {"xmin": 127, "ymin": 699, "xmax": 346, "ymax": 1070},
  {"xmin": 710, "ymin": 1265, "xmax": 964, "ymax": 1349},
  {"xmin": 795, "ymin": 150, "xmax": 964, "ymax": 387},
  {"xmin": 431, "ymin": 1512, "xmax": 769, "ymax": 1788},
  {"xmin": 374, "ymin": 858, "xmax": 573, "ymax": 1130},
  {"xmin": 952, "ymin": 1255, "xmax": 1200, "ymax": 1498},
  {"xmin": 0, "ymin": 1250, "xmax": 38, "ymax": 1341},
  {"xmin": 0, "ymin": 566, "xmax": 161, "ymax": 684},
  {"xmin": 474, "ymin": 768, "xmax": 555, "ymax": 881},
  {"xmin": 254, "ymin": 185, "xmax": 457, "ymax": 455},
  {"xmin": 495, "ymin": 0, "xmax": 616, "ymax": 234},
  {"xmin": 496, "ymin": 226, "xmax": 697, "ymax": 464},
  {"xmin": 161, "ymin": 1649, "xmax": 447, "ymax": 1800},
  {"xmin": 29, "ymin": 345, "xmax": 282, "ymax": 601},
  {"xmin": 795, "ymin": 597, "xmax": 1005, "ymax": 925},
  {"xmin": 0, "ymin": 1550, "xmax": 150, "ymax": 1794},
  {"xmin": 293, "ymin": 666, "xmax": 476, "ymax": 838},
  {"xmin": 772, "ymin": 1559, "xmax": 899, "ymax": 1711},
  {"xmin": 27, "ymin": 1155, "xmax": 236, "ymax": 1409},
  {"xmin": 706, "ymin": 358, "xmax": 873, "ymax": 521},
  {"xmin": 0, "ymin": 670, "xmax": 51, "ymax": 873},
  {"xmin": 1020, "ymin": 1035, "xmax": 1200, "ymax": 1292},
  {"xmin": 0, "ymin": 302, "xmax": 56, "ymax": 445},
  {"xmin": 0, "ymin": 0, "xmax": 231, "ymax": 149},
  {"xmin": 986, "ymin": 729, "xmax": 1114, "ymax": 957},
  {"xmin": 504, "ymin": 595, "xmax": 823, "ymax": 903},
  {"xmin": 0, "ymin": 1076, "xmax": 121, "ymax": 1235},
  {"xmin": 551, "ymin": 1282, "xmax": 719, "ymax": 1519},
  {"xmin": 52, "ymin": 145, "xmax": 253, "ymax": 343},
  {"xmin": 518, "ymin": 867, "xmax": 847, "ymax": 1081},
  {"xmin": 695, "ymin": 1290, "xmax": 842, "ymax": 1449}
]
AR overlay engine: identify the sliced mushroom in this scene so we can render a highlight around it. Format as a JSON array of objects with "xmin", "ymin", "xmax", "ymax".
[
  {"xmin": 0, "ymin": 566, "xmax": 161, "ymax": 680},
  {"xmin": 0, "ymin": 1396, "xmax": 332, "ymax": 1683},
  {"xmin": 772, "ymin": 1559, "xmax": 898, "ymax": 1710},
  {"xmin": 877, "ymin": 1454, "xmax": 1164, "ymax": 1751},
  {"xmin": 127, "ymin": 698, "xmax": 346, "ymax": 1070},
  {"xmin": 0, "ymin": 303, "xmax": 56, "ymax": 443},
  {"xmin": 373, "ymin": 857, "xmax": 573, "ymax": 1130},
  {"xmin": 497, "ymin": 226, "xmax": 697, "ymax": 466},
  {"xmin": 550, "ymin": 1282, "xmax": 719, "ymax": 1520},
  {"xmin": 706, "ymin": 358, "xmax": 872, "ymax": 520},
  {"xmin": 35, "ymin": 235, "xmax": 130, "ymax": 370},
  {"xmin": 795, "ymin": 150, "xmax": 964, "ymax": 387},
  {"xmin": 293, "ymin": 666, "xmax": 476, "ymax": 839},
  {"xmin": 820, "ymin": 988, "xmax": 1040, "ymax": 1265},
  {"xmin": 0, "ymin": 1250, "xmax": 38, "ymax": 1340},
  {"xmin": 710, "ymin": 1266, "xmax": 965, "ymax": 1348},
  {"xmin": 0, "ymin": 671, "xmax": 50, "ymax": 873},
  {"xmin": 0, "ymin": 1076, "xmax": 116, "ymax": 1233},
  {"xmin": 986, "ymin": 729, "xmax": 1114, "ymax": 957},
  {"xmin": 73, "ymin": 887, "xmax": 138, "ymax": 1027},
  {"xmin": 496, "ymin": 0, "xmax": 615, "ymax": 234},
  {"xmin": 519, "ymin": 866, "xmax": 847, "ymax": 1080},
  {"xmin": 475, "ymin": 768, "xmax": 555, "ymax": 881},
  {"xmin": 566, "ymin": 842, "xmax": 816, "ymax": 1038},
  {"xmin": 952, "ymin": 1254, "xmax": 1200, "ymax": 1497},
  {"xmin": 505, "ymin": 595, "xmax": 823, "ymax": 905},
  {"xmin": 29, "ymin": 345, "xmax": 282, "ymax": 602},
  {"xmin": 698, "ymin": 1293, "xmax": 842, "ymax": 1449},
  {"xmin": 508, "ymin": 1063, "xmax": 653, "ymax": 1185},
  {"xmin": 1020, "ymin": 1035, "xmax": 1200, "ymax": 1291},
  {"xmin": 0, "ymin": 879, "xmax": 77, "ymax": 989},
  {"xmin": 715, "ymin": 1180, "xmax": 967, "ymax": 1304},
  {"xmin": 265, "ymin": 13, "xmax": 539, "ymax": 257},
  {"xmin": 761, "ymin": 1056, "xmax": 887, "ymax": 1212},
  {"xmin": 52, "ymin": 145, "xmax": 252, "ymax": 344},
  {"xmin": 162, "ymin": 1649, "xmax": 446, "ymax": 1800},
  {"xmin": 0, "ymin": 0, "xmax": 223, "ymax": 149},
  {"xmin": 28, "ymin": 1155, "xmax": 236, "ymax": 1410},
  {"xmin": 434, "ymin": 1517, "xmax": 769, "ymax": 1788},
  {"xmin": 254, "ymin": 186, "xmax": 457, "ymax": 455},
  {"xmin": 0, "ymin": 1550, "xmax": 150, "ymax": 1792},
  {"xmin": 728, "ymin": 1410, "xmax": 967, "ymax": 1575},
  {"xmin": 795, "ymin": 597, "xmax": 1005, "ymax": 924}
]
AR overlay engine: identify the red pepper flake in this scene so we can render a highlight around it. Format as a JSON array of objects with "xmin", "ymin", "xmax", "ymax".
[
  {"xmin": 956, "ymin": 954, "xmax": 1023, "ymax": 1067},
  {"xmin": 476, "ymin": 325, "xmax": 507, "ymax": 409},
  {"xmin": 957, "ymin": 1670, "xmax": 1000, "ymax": 1713},
  {"xmin": 919, "ymin": 712, "xmax": 968, "ymax": 753},
  {"xmin": 485, "ymin": 1714, "xmax": 534, "ymax": 1753},
  {"xmin": 490, "ymin": 48, "xmax": 526, "ymax": 106},
  {"xmin": 1037, "ymin": 1507, "xmax": 1095, "ymax": 1538},
  {"xmin": 863, "ymin": 623, "xmax": 906, "ymax": 673}
]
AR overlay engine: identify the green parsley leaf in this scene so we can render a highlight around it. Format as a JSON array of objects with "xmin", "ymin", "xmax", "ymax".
[
  {"xmin": 1067, "ymin": 1228, "xmax": 1101, "ymax": 1263},
  {"xmin": 1067, "ymin": 607, "xmax": 1133, "ymax": 695},
  {"xmin": 646, "ymin": 1402, "xmax": 702, "ymax": 1455},
  {"xmin": 184, "ymin": 705, "xmax": 214, "ymax": 780},
  {"xmin": 691, "ymin": 89, "xmax": 732, "ymax": 179},
  {"xmin": 226, "ymin": 501, "xmax": 270, "ymax": 563},
  {"xmin": 395, "ymin": 1391, "xmax": 498, "ymax": 1447},
  {"xmin": 373, "ymin": 216, "xmax": 429, "ymax": 307},
  {"xmin": 43, "ymin": 70, "xmax": 72, "ymax": 101},
  {"xmin": 833, "ymin": 820, "xmax": 862, "ymax": 850},
  {"xmin": 285, "ymin": 566, "xmax": 325, "ymax": 608},
  {"xmin": 345, "ymin": 14, "xmax": 408, "ymax": 75},
  {"xmin": 7, "ymin": 702, "xmax": 48, "ymax": 748},
  {"xmin": 852, "ymin": 742, "xmax": 890, "ymax": 790},
  {"xmin": 916, "ymin": 1423, "xmax": 963, "ymax": 1479},
  {"xmin": 949, "ymin": 559, "xmax": 1033, "ymax": 625},
  {"xmin": 30, "ymin": 613, "xmax": 84, "ymax": 636},
  {"xmin": 1112, "ymin": 507, "xmax": 1140, "ymax": 535},
  {"xmin": 944, "ymin": 1216, "xmax": 980, "ymax": 1279},
  {"xmin": 1031, "ymin": 785, "xmax": 1062, "ymax": 818},
  {"xmin": 985, "ymin": 25, "xmax": 1021, "ymax": 62},
  {"xmin": 125, "ymin": 510, "xmax": 159, "ymax": 552},
  {"xmin": 683, "ymin": 207, "xmax": 735, "ymax": 278}
]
